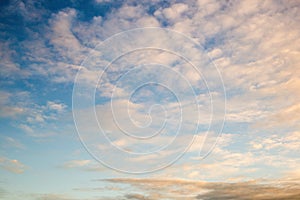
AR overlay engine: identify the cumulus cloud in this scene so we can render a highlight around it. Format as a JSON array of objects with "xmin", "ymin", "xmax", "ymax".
[
  {"xmin": 154, "ymin": 3, "xmax": 189, "ymax": 23},
  {"xmin": 47, "ymin": 8, "xmax": 85, "ymax": 63}
]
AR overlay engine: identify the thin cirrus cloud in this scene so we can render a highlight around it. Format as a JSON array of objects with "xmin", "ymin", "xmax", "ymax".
[{"xmin": 1, "ymin": 136, "xmax": 25, "ymax": 150}]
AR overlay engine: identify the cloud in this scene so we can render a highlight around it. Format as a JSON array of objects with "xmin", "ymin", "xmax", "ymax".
[
  {"xmin": 0, "ymin": 89, "xmax": 70, "ymax": 137},
  {"xmin": 255, "ymin": 102, "xmax": 300, "ymax": 130},
  {"xmin": 72, "ymin": 96, "xmax": 218, "ymax": 172},
  {"xmin": 154, "ymin": 3, "xmax": 189, "ymax": 22},
  {"xmin": 47, "ymin": 101, "xmax": 67, "ymax": 112},
  {"xmin": 33, "ymin": 194, "xmax": 73, "ymax": 200},
  {"xmin": 18, "ymin": 124, "xmax": 35, "ymax": 135},
  {"xmin": 167, "ymin": 0, "xmax": 300, "ymax": 134},
  {"xmin": 47, "ymin": 8, "xmax": 86, "ymax": 64},
  {"xmin": 154, "ymin": 130, "xmax": 300, "ymax": 182},
  {"xmin": 0, "ymin": 0, "xmax": 300, "ymax": 198},
  {"xmin": 61, "ymin": 160, "xmax": 104, "ymax": 172},
  {"xmin": 0, "ymin": 41, "xmax": 30, "ymax": 79},
  {"xmin": 17, "ymin": 105, "xmax": 65, "ymax": 137},
  {"xmin": 0, "ymin": 0, "xmax": 46, "ymax": 23},
  {"xmin": 224, "ymin": 94, "xmax": 270, "ymax": 123},
  {"xmin": 31, "ymin": 193, "xmax": 116, "ymax": 200},
  {"xmin": 124, "ymin": 193, "xmax": 152, "ymax": 200},
  {"xmin": 0, "ymin": 157, "xmax": 26, "ymax": 174},
  {"xmin": 250, "ymin": 131, "xmax": 300, "ymax": 151},
  {"xmin": 25, "ymin": 177, "xmax": 300, "ymax": 200},
  {"xmin": 1, "ymin": 136, "xmax": 25, "ymax": 150},
  {"xmin": 62, "ymin": 160, "xmax": 91, "ymax": 168},
  {"xmin": 94, "ymin": 0, "xmax": 113, "ymax": 3},
  {"xmin": 102, "ymin": 178, "xmax": 300, "ymax": 200},
  {"xmin": 195, "ymin": 181, "xmax": 300, "ymax": 200},
  {"xmin": 70, "ymin": 0, "xmax": 300, "ymax": 139},
  {"xmin": 0, "ymin": 91, "xmax": 26, "ymax": 118}
]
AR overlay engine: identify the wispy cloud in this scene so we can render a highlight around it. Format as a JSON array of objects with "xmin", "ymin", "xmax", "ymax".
[
  {"xmin": 61, "ymin": 160, "xmax": 104, "ymax": 172},
  {"xmin": 32, "ymin": 194, "xmax": 74, "ymax": 200},
  {"xmin": 1, "ymin": 136, "xmax": 25, "ymax": 150},
  {"xmin": 0, "ymin": 157, "xmax": 26, "ymax": 174},
  {"xmin": 62, "ymin": 160, "xmax": 92, "ymax": 168}
]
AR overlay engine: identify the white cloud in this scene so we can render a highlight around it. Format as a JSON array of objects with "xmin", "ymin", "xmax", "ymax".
[
  {"xmin": 0, "ymin": 90, "xmax": 69, "ymax": 137},
  {"xmin": 47, "ymin": 101, "xmax": 67, "ymax": 112},
  {"xmin": 94, "ymin": 0, "xmax": 112, "ymax": 3},
  {"xmin": 48, "ymin": 8, "xmax": 86, "ymax": 64},
  {"xmin": 0, "ymin": 41, "xmax": 30, "ymax": 78},
  {"xmin": 0, "ymin": 91, "xmax": 27, "ymax": 118},
  {"xmin": 155, "ymin": 3, "xmax": 189, "ymax": 22},
  {"xmin": 250, "ymin": 131, "xmax": 300, "ymax": 152},
  {"xmin": 1, "ymin": 0, "xmax": 300, "ymax": 190}
]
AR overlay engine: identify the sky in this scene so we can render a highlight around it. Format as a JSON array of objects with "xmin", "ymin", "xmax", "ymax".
[{"xmin": 0, "ymin": 0, "xmax": 300, "ymax": 199}]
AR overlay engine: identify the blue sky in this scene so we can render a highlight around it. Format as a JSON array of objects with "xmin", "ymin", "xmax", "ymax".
[{"xmin": 1, "ymin": 0, "xmax": 300, "ymax": 199}]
